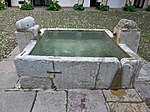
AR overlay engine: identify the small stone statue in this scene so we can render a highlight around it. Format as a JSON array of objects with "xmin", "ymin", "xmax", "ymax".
[
  {"xmin": 15, "ymin": 16, "xmax": 40, "ymax": 52},
  {"xmin": 113, "ymin": 19, "xmax": 140, "ymax": 53},
  {"xmin": 16, "ymin": 16, "xmax": 35, "ymax": 30},
  {"xmin": 117, "ymin": 19, "xmax": 138, "ymax": 29}
]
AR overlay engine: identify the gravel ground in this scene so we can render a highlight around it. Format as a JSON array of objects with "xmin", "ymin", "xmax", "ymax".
[{"xmin": 0, "ymin": 7, "xmax": 150, "ymax": 61}]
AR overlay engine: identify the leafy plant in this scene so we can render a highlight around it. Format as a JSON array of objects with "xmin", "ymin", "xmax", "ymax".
[
  {"xmin": 20, "ymin": 2, "xmax": 34, "ymax": 10},
  {"xmin": 0, "ymin": 2, "xmax": 6, "ymax": 10},
  {"xmin": 122, "ymin": 4, "xmax": 136, "ymax": 12},
  {"xmin": 73, "ymin": 4, "xmax": 84, "ymax": 11},
  {"xmin": 46, "ymin": 1, "xmax": 61, "ymax": 11},
  {"xmin": 97, "ymin": 4, "xmax": 109, "ymax": 11},
  {"xmin": 146, "ymin": 5, "xmax": 150, "ymax": 11}
]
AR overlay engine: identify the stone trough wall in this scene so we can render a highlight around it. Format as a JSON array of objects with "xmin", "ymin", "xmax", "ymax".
[{"xmin": 14, "ymin": 17, "xmax": 143, "ymax": 90}]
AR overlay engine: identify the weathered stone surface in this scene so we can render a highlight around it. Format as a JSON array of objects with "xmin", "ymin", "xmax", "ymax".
[
  {"xmin": 139, "ymin": 61, "xmax": 150, "ymax": 81},
  {"xmin": 32, "ymin": 90, "xmax": 66, "ymax": 112},
  {"xmin": 120, "ymin": 30, "xmax": 140, "ymax": 53},
  {"xmin": 15, "ymin": 31, "xmax": 33, "ymax": 52},
  {"xmin": 0, "ymin": 91, "xmax": 36, "ymax": 112},
  {"xmin": 68, "ymin": 89, "xmax": 108, "ymax": 112},
  {"xmin": 19, "ymin": 76, "xmax": 52, "ymax": 89},
  {"xmin": 103, "ymin": 89, "xmax": 142, "ymax": 102},
  {"xmin": 108, "ymin": 102, "xmax": 149, "ymax": 112},
  {"xmin": 113, "ymin": 19, "xmax": 140, "ymax": 53},
  {"xmin": 16, "ymin": 16, "xmax": 35, "ymax": 30},
  {"xmin": 54, "ymin": 58, "xmax": 120, "ymax": 89},
  {"xmin": 121, "ymin": 58, "xmax": 142, "ymax": 88},
  {"xmin": 0, "ymin": 60, "xmax": 19, "ymax": 89},
  {"xmin": 117, "ymin": 19, "xmax": 138, "ymax": 29},
  {"xmin": 14, "ymin": 58, "xmax": 53, "ymax": 77},
  {"xmin": 15, "ymin": 24, "xmax": 40, "ymax": 52},
  {"xmin": 96, "ymin": 59, "xmax": 120, "ymax": 89},
  {"xmin": 135, "ymin": 81, "xmax": 150, "ymax": 107},
  {"xmin": 54, "ymin": 61, "xmax": 100, "ymax": 89}
]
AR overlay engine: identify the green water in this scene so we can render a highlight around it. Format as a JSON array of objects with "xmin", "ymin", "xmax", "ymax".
[{"xmin": 30, "ymin": 30, "xmax": 129, "ymax": 60}]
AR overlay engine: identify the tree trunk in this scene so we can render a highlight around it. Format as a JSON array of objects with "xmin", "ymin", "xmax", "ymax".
[
  {"xmin": 126, "ymin": 0, "xmax": 132, "ymax": 4},
  {"xmin": 101, "ymin": 0, "xmax": 108, "ymax": 5},
  {"xmin": 148, "ymin": 0, "xmax": 150, "ymax": 5},
  {"xmin": 78, "ymin": 0, "xmax": 84, "ymax": 5}
]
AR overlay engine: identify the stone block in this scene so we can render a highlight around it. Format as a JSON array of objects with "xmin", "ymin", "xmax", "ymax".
[
  {"xmin": 68, "ymin": 89, "xmax": 108, "ymax": 112},
  {"xmin": 53, "ymin": 58, "xmax": 120, "ymax": 89},
  {"xmin": 95, "ymin": 59, "xmax": 120, "ymax": 89},
  {"xmin": 121, "ymin": 58, "xmax": 142, "ymax": 88},
  {"xmin": 54, "ymin": 60, "xmax": 99, "ymax": 89},
  {"xmin": 15, "ymin": 31, "xmax": 33, "ymax": 52},
  {"xmin": 0, "ymin": 91, "xmax": 36, "ymax": 112},
  {"xmin": 32, "ymin": 90, "xmax": 66, "ymax": 112},
  {"xmin": 120, "ymin": 30, "xmax": 140, "ymax": 53},
  {"xmin": 19, "ymin": 76, "xmax": 52, "ymax": 89},
  {"xmin": 103, "ymin": 89, "xmax": 142, "ymax": 102},
  {"xmin": 108, "ymin": 102, "xmax": 149, "ymax": 112},
  {"xmin": 14, "ymin": 58, "xmax": 53, "ymax": 77}
]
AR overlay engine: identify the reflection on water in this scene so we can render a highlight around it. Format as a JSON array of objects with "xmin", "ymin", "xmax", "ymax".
[{"xmin": 30, "ymin": 30, "xmax": 129, "ymax": 60}]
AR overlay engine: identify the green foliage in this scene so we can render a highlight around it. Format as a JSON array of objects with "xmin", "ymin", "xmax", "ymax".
[
  {"xmin": 73, "ymin": 4, "xmax": 84, "ymax": 11},
  {"xmin": 20, "ymin": 2, "xmax": 34, "ymax": 10},
  {"xmin": 97, "ymin": 4, "xmax": 109, "ymax": 11},
  {"xmin": 146, "ymin": 5, "xmax": 150, "ymax": 11},
  {"xmin": 123, "ymin": 4, "xmax": 136, "ymax": 12},
  {"xmin": 46, "ymin": 1, "xmax": 61, "ymax": 11},
  {"xmin": 0, "ymin": 2, "xmax": 6, "ymax": 10}
]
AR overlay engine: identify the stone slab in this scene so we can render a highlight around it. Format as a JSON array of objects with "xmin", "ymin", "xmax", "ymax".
[
  {"xmin": 121, "ymin": 58, "xmax": 142, "ymax": 88},
  {"xmin": 54, "ymin": 61, "xmax": 99, "ymax": 89},
  {"xmin": 68, "ymin": 89, "xmax": 108, "ymax": 112},
  {"xmin": 135, "ymin": 81, "xmax": 150, "ymax": 107},
  {"xmin": 0, "ymin": 60, "xmax": 19, "ymax": 89},
  {"xmin": 108, "ymin": 102, "xmax": 149, "ymax": 112},
  {"xmin": 54, "ymin": 58, "xmax": 120, "ymax": 89},
  {"xmin": 14, "ymin": 58, "xmax": 54, "ymax": 77},
  {"xmin": 0, "ymin": 91, "xmax": 36, "ymax": 112},
  {"xmin": 32, "ymin": 90, "xmax": 66, "ymax": 112},
  {"xmin": 103, "ymin": 89, "xmax": 142, "ymax": 102},
  {"xmin": 19, "ymin": 76, "xmax": 52, "ymax": 89}
]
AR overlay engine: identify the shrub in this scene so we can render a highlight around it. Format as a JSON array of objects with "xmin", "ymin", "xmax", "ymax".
[
  {"xmin": 123, "ymin": 4, "xmax": 136, "ymax": 12},
  {"xmin": 73, "ymin": 4, "xmax": 84, "ymax": 11},
  {"xmin": 97, "ymin": 4, "xmax": 109, "ymax": 11},
  {"xmin": 0, "ymin": 2, "xmax": 6, "ymax": 10},
  {"xmin": 146, "ymin": 5, "xmax": 150, "ymax": 11},
  {"xmin": 46, "ymin": 1, "xmax": 61, "ymax": 11},
  {"xmin": 20, "ymin": 2, "xmax": 34, "ymax": 10}
]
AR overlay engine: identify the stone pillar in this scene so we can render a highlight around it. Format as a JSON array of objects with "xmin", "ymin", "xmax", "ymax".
[
  {"xmin": 113, "ymin": 19, "xmax": 140, "ymax": 53},
  {"xmin": 15, "ymin": 16, "xmax": 40, "ymax": 52}
]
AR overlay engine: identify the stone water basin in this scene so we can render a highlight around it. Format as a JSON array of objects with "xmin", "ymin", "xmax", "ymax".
[{"xmin": 14, "ymin": 28, "xmax": 142, "ymax": 89}]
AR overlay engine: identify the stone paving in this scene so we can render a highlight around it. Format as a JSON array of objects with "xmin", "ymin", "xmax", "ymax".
[{"xmin": 0, "ymin": 47, "xmax": 150, "ymax": 112}]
